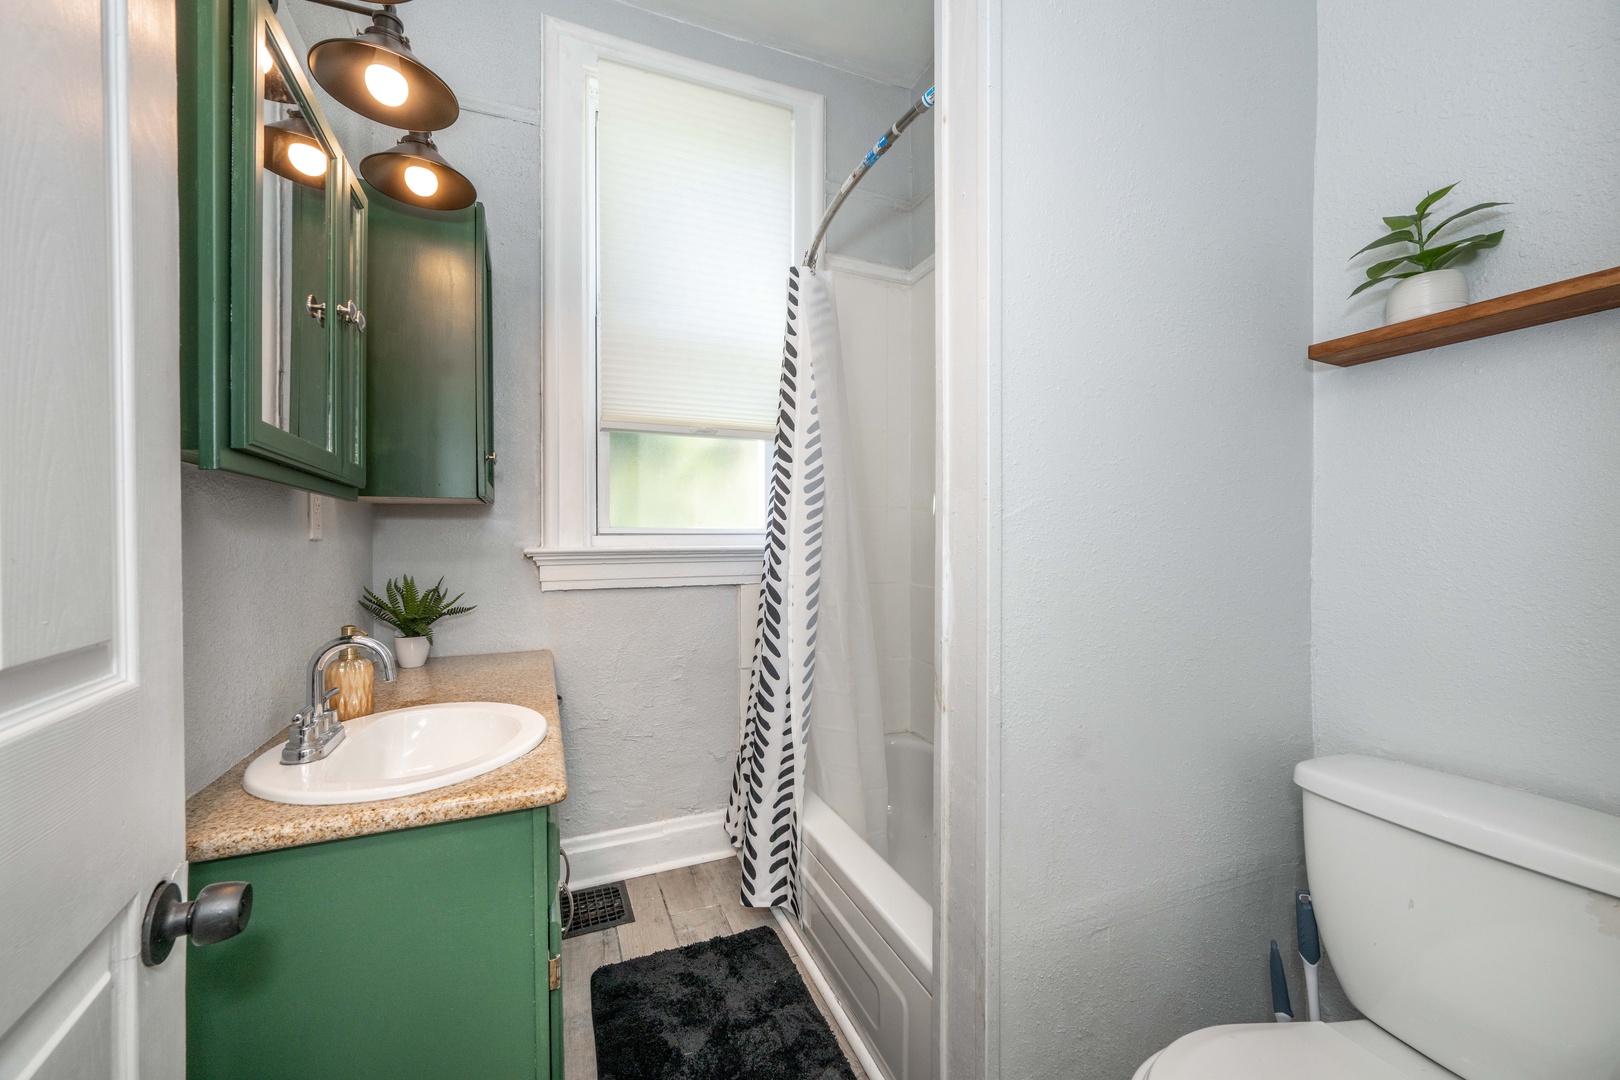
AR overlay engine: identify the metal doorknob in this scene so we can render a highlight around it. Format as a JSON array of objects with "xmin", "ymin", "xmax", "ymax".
[
  {"xmin": 306, "ymin": 294, "xmax": 327, "ymax": 326},
  {"xmin": 141, "ymin": 880, "xmax": 253, "ymax": 967}
]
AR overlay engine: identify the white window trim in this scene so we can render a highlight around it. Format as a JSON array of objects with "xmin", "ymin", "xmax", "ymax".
[{"xmin": 528, "ymin": 18, "xmax": 824, "ymax": 591}]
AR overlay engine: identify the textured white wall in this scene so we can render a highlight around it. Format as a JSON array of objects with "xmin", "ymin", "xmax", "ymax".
[
  {"xmin": 181, "ymin": 469, "xmax": 373, "ymax": 794},
  {"xmin": 995, "ymin": 1, "xmax": 1316, "ymax": 1076},
  {"xmin": 1312, "ymin": 0, "xmax": 1620, "ymax": 816}
]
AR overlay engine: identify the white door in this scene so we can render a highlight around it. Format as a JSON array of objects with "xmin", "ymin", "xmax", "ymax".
[{"xmin": 0, "ymin": 0, "xmax": 186, "ymax": 1073}]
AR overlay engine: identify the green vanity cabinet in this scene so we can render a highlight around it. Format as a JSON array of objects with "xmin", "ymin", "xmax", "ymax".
[
  {"xmin": 359, "ymin": 188, "xmax": 494, "ymax": 503},
  {"xmin": 179, "ymin": 0, "xmax": 369, "ymax": 498},
  {"xmin": 187, "ymin": 807, "xmax": 564, "ymax": 1080}
]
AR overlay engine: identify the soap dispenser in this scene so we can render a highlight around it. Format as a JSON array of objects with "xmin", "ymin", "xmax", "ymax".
[{"xmin": 324, "ymin": 625, "xmax": 375, "ymax": 722}]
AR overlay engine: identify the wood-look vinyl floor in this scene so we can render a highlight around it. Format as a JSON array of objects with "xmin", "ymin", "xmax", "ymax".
[{"xmin": 562, "ymin": 856, "xmax": 869, "ymax": 1080}]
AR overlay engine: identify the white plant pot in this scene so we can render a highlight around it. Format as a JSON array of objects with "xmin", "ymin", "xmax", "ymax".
[
  {"xmin": 394, "ymin": 635, "xmax": 430, "ymax": 669},
  {"xmin": 1385, "ymin": 268, "xmax": 1469, "ymax": 325}
]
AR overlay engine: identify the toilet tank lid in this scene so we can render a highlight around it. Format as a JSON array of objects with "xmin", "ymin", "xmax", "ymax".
[{"xmin": 1295, "ymin": 756, "xmax": 1620, "ymax": 899}]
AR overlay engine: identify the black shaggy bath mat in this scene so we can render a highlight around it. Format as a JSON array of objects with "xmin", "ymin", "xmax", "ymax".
[{"xmin": 591, "ymin": 925, "xmax": 856, "ymax": 1080}]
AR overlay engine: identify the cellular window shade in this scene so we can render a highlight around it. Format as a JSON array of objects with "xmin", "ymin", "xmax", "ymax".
[{"xmin": 596, "ymin": 61, "xmax": 793, "ymax": 436}]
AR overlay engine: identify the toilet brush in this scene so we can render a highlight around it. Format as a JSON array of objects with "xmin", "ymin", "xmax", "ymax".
[
  {"xmin": 1269, "ymin": 940, "xmax": 1294, "ymax": 1022},
  {"xmin": 1296, "ymin": 890, "xmax": 1321, "ymax": 1021}
]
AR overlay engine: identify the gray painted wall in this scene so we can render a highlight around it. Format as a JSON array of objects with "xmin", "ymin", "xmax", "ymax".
[
  {"xmin": 994, "ymin": 2, "xmax": 1316, "ymax": 1076},
  {"xmin": 1312, "ymin": 0, "xmax": 1620, "ymax": 816},
  {"xmin": 181, "ymin": 469, "xmax": 373, "ymax": 794}
]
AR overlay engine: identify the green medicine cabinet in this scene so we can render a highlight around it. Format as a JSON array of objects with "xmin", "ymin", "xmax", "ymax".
[
  {"xmin": 188, "ymin": 807, "xmax": 564, "ymax": 1080},
  {"xmin": 361, "ymin": 189, "xmax": 494, "ymax": 503},
  {"xmin": 180, "ymin": 0, "xmax": 368, "ymax": 497},
  {"xmin": 180, "ymin": 0, "xmax": 495, "ymax": 503}
]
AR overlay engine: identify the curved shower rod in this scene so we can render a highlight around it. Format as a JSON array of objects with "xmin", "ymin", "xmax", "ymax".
[{"xmin": 803, "ymin": 85, "xmax": 936, "ymax": 271}]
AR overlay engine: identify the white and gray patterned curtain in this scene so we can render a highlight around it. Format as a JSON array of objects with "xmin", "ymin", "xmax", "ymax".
[{"xmin": 725, "ymin": 265, "xmax": 888, "ymax": 913}]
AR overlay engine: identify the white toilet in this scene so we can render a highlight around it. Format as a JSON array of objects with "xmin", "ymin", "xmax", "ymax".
[{"xmin": 1133, "ymin": 755, "xmax": 1620, "ymax": 1080}]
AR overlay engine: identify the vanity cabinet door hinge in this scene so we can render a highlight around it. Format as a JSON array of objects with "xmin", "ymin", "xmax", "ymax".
[{"xmin": 549, "ymin": 955, "xmax": 561, "ymax": 991}]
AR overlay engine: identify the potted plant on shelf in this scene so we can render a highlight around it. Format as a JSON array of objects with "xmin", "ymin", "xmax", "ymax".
[
  {"xmin": 360, "ymin": 575, "xmax": 476, "ymax": 668},
  {"xmin": 1351, "ymin": 183, "xmax": 1508, "ymax": 324}
]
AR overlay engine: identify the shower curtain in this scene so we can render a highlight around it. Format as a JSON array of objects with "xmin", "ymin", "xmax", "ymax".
[{"xmin": 725, "ymin": 265, "xmax": 889, "ymax": 912}]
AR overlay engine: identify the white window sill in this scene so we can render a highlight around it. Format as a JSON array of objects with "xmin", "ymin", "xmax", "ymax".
[{"xmin": 522, "ymin": 545, "xmax": 764, "ymax": 592}]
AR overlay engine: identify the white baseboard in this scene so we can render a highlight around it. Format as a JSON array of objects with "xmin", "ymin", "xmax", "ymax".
[{"xmin": 561, "ymin": 810, "xmax": 733, "ymax": 890}]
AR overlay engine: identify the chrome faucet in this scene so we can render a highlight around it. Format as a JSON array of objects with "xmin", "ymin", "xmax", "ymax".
[{"xmin": 280, "ymin": 627, "xmax": 398, "ymax": 765}]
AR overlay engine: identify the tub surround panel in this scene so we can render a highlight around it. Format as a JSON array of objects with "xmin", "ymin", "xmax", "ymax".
[
  {"xmin": 186, "ymin": 650, "xmax": 565, "ymax": 861},
  {"xmin": 827, "ymin": 261, "xmax": 936, "ymax": 743}
]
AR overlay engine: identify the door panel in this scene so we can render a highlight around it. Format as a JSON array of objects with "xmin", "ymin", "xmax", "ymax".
[
  {"xmin": 0, "ymin": 919, "xmax": 120, "ymax": 1080},
  {"xmin": 0, "ymin": 0, "xmax": 186, "ymax": 1071},
  {"xmin": 229, "ymin": 2, "xmax": 354, "ymax": 484},
  {"xmin": 0, "ymin": 0, "xmax": 117, "ymax": 682}
]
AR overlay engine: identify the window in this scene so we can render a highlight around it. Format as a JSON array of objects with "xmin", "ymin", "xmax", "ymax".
[{"xmin": 530, "ymin": 20, "xmax": 823, "ymax": 590}]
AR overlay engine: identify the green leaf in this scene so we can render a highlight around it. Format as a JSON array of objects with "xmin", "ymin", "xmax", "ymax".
[
  {"xmin": 1428, "ymin": 230, "xmax": 1504, "ymax": 269},
  {"xmin": 1382, "ymin": 215, "xmax": 1417, "ymax": 231},
  {"xmin": 1418, "ymin": 230, "xmax": 1505, "ymax": 265},
  {"xmin": 1414, "ymin": 183, "xmax": 1458, "ymax": 217},
  {"xmin": 1350, "ymin": 230, "xmax": 1416, "ymax": 259},
  {"xmin": 1349, "ymin": 270, "xmax": 1420, "ymax": 297},
  {"xmin": 363, "ymin": 575, "xmax": 476, "ymax": 644},
  {"xmin": 1427, "ymin": 248, "xmax": 1465, "ymax": 271},
  {"xmin": 1367, "ymin": 254, "xmax": 1418, "ymax": 278},
  {"xmin": 1425, "ymin": 201, "xmax": 1509, "ymax": 242}
]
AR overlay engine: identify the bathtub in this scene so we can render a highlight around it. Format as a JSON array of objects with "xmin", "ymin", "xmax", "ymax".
[{"xmin": 800, "ymin": 733, "xmax": 935, "ymax": 1080}]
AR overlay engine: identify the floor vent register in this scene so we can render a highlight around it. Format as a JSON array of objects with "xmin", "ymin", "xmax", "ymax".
[{"xmin": 561, "ymin": 880, "xmax": 635, "ymax": 939}]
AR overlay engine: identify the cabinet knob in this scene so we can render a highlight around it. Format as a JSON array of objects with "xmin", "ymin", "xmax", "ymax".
[
  {"xmin": 306, "ymin": 294, "xmax": 326, "ymax": 326},
  {"xmin": 141, "ymin": 880, "xmax": 253, "ymax": 967},
  {"xmin": 336, "ymin": 300, "xmax": 366, "ymax": 332},
  {"xmin": 485, "ymin": 452, "xmax": 498, "ymax": 463}
]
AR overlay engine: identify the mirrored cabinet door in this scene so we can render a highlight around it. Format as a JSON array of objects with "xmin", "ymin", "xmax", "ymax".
[
  {"xmin": 257, "ymin": 31, "xmax": 332, "ymax": 445},
  {"xmin": 179, "ymin": 0, "xmax": 365, "ymax": 497},
  {"xmin": 336, "ymin": 172, "xmax": 369, "ymax": 487},
  {"xmin": 229, "ymin": 0, "xmax": 358, "ymax": 484}
]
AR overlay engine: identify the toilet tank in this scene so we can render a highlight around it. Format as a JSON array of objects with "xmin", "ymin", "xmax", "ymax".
[{"xmin": 1295, "ymin": 756, "xmax": 1620, "ymax": 1080}]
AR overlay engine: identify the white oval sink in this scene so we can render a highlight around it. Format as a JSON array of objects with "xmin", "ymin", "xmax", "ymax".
[{"xmin": 243, "ymin": 701, "xmax": 548, "ymax": 806}]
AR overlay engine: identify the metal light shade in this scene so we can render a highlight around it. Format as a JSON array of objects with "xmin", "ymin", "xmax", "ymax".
[
  {"xmin": 263, "ymin": 110, "xmax": 329, "ymax": 190},
  {"xmin": 361, "ymin": 131, "xmax": 476, "ymax": 211},
  {"xmin": 307, "ymin": 8, "xmax": 459, "ymax": 131},
  {"xmin": 264, "ymin": 65, "xmax": 296, "ymax": 105}
]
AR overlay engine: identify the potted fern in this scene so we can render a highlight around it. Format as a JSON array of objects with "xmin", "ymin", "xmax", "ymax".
[
  {"xmin": 360, "ymin": 575, "xmax": 476, "ymax": 668},
  {"xmin": 1351, "ymin": 183, "xmax": 1507, "ymax": 324}
]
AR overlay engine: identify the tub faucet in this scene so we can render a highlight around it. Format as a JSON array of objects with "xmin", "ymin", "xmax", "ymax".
[{"xmin": 280, "ymin": 627, "xmax": 398, "ymax": 765}]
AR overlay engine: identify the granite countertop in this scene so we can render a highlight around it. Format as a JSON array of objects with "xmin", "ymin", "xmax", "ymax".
[{"xmin": 186, "ymin": 649, "xmax": 567, "ymax": 863}]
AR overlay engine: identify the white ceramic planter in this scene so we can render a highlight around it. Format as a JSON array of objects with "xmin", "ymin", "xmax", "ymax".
[
  {"xmin": 394, "ymin": 635, "xmax": 430, "ymax": 668},
  {"xmin": 1385, "ymin": 268, "xmax": 1468, "ymax": 325}
]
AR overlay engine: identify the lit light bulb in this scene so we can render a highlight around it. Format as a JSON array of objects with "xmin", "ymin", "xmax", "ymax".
[
  {"xmin": 364, "ymin": 62, "xmax": 409, "ymax": 107},
  {"xmin": 259, "ymin": 42, "xmax": 274, "ymax": 73},
  {"xmin": 403, "ymin": 164, "xmax": 439, "ymax": 198},
  {"xmin": 287, "ymin": 142, "xmax": 329, "ymax": 178}
]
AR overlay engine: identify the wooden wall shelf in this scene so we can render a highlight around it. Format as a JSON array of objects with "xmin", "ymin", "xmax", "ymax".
[{"xmin": 1309, "ymin": 265, "xmax": 1620, "ymax": 367}]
